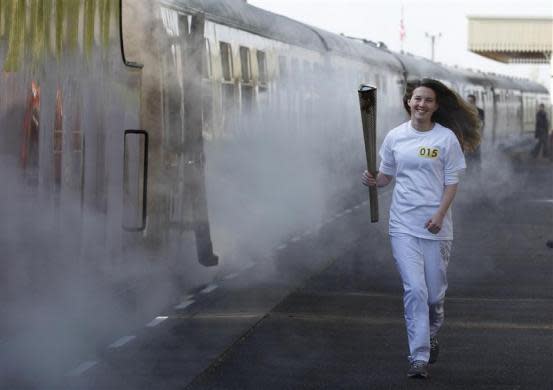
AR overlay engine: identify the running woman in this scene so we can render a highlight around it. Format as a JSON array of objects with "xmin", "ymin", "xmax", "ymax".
[{"xmin": 362, "ymin": 78, "xmax": 480, "ymax": 378}]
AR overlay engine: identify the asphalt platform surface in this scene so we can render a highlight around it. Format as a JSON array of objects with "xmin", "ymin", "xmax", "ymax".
[{"xmin": 54, "ymin": 151, "xmax": 553, "ymax": 389}]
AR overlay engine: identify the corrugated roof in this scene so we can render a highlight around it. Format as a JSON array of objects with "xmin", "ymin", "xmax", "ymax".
[{"xmin": 468, "ymin": 17, "xmax": 552, "ymax": 63}]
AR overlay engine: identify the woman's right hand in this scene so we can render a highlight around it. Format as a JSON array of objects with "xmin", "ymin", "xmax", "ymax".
[{"xmin": 362, "ymin": 170, "xmax": 377, "ymax": 187}]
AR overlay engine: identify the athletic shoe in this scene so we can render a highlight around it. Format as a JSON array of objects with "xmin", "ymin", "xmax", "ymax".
[
  {"xmin": 429, "ymin": 336, "xmax": 439, "ymax": 364},
  {"xmin": 407, "ymin": 360, "xmax": 429, "ymax": 378}
]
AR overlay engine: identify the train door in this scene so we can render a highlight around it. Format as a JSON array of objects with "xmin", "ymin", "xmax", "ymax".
[
  {"xmin": 181, "ymin": 14, "xmax": 218, "ymax": 267},
  {"xmin": 155, "ymin": 8, "xmax": 217, "ymax": 268},
  {"xmin": 157, "ymin": 9, "xmax": 187, "ymax": 264}
]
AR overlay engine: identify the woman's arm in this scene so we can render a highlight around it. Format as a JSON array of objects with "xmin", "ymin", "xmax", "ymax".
[{"xmin": 425, "ymin": 183, "xmax": 458, "ymax": 234}]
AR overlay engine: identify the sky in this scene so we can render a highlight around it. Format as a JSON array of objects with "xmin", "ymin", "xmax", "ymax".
[{"xmin": 248, "ymin": 0, "xmax": 552, "ymax": 91}]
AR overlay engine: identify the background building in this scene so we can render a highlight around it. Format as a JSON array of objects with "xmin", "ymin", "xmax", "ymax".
[{"xmin": 468, "ymin": 16, "xmax": 552, "ymax": 102}]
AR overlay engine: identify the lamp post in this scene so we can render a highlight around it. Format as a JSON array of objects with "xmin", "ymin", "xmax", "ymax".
[{"xmin": 425, "ymin": 32, "xmax": 442, "ymax": 61}]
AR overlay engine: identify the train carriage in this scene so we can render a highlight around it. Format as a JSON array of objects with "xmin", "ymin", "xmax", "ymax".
[
  {"xmin": 0, "ymin": 0, "xmax": 550, "ymax": 320},
  {"xmin": 0, "ymin": 0, "xmax": 220, "ymax": 316}
]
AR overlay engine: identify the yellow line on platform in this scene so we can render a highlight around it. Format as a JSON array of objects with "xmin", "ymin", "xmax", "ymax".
[
  {"xmin": 272, "ymin": 312, "xmax": 553, "ymax": 331},
  {"xmin": 300, "ymin": 290, "xmax": 553, "ymax": 304},
  {"xmin": 170, "ymin": 313, "xmax": 263, "ymax": 320}
]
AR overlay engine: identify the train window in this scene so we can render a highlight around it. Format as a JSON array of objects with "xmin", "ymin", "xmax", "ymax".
[
  {"xmin": 161, "ymin": 35, "xmax": 184, "ymax": 146},
  {"xmin": 177, "ymin": 14, "xmax": 189, "ymax": 40},
  {"xmin": 203, "ymin": 38, "xmax": 212, "ymax": 79},
  {"xmin": 257, "ymin": 51, "xmax": 268, "ymax": 85},
  {"xmin": 161, "ymin": 7, "xmax": 180, "ymax": 37},
  {"xmin": 239, "ymin": 46, "xmax": 252, "ymax": 83},
  {"xmin": 121, "ymin": 0, "xmax": 144, "ymax": 67},
  {"xmin": 220, "ymin": 42, "xmax": 233, "ymax": 82}
]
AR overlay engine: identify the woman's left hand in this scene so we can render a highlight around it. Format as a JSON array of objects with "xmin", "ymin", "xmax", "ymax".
[{"xmin": 425, "ymin": 213, "xmax": 444, "ymax": 234}]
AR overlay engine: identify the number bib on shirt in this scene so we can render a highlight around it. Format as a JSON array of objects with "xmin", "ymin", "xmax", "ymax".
[{"xmin": 418, "ymin": 147, "xmax": 439, "ymax": 159}]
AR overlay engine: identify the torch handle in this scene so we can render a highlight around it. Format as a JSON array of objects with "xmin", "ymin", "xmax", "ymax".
[
  {"xmin": 358, "ymin": 84, "xmax": 379, "ymax": 223},
  {"xmin": 368, "ymin": 186, "xmax": 378, "ymax": 223}
]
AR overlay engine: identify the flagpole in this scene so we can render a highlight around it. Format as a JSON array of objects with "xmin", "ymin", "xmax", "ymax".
[{"xmin": 400, "ymin": 2, "xmax": 405, "ymax": 53}]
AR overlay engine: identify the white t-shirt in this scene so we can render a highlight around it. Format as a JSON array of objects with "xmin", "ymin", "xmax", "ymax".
[{"xmin": 379, "ymin": 121, "xmax": 466, "ymax": 240}]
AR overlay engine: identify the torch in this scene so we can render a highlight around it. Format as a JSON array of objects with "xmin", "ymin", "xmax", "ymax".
[{"xmin": 358, "ymin": 84, "xmax": 379, "ymax": 223}]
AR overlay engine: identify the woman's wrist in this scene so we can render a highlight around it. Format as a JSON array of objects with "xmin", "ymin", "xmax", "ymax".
[
  {"xmin": 376, "ymin": 173, "xmax": 391, "ymax": 187},
  {"xmin": 435, "ymin": 210, "xmax": 446, "ymax": 219}
]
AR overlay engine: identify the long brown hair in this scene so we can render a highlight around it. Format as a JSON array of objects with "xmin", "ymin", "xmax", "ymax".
[{"xmin": 403, "ymin": 78, "xmax": 481, "ymax": 152}]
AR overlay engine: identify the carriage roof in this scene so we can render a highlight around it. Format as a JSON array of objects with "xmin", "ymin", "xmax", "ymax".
[{"xmin": 169, "ymin": 0, "xmax": 548, "ymax": 95}]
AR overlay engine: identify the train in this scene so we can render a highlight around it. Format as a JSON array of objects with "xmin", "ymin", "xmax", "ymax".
[{"xmin": 0, "ymin": 0, "xmax": 549, "ymax": 314}]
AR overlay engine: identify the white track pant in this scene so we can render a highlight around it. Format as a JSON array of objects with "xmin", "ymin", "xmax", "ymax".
[{"xmin": 390, "ymin": 234, "xmax": 452, "ymax": 363}]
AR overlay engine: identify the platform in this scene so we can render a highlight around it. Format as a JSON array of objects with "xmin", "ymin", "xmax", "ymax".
[{"xmin": 5, "ymin": 147, "xmax": 553, "ymax": 390}]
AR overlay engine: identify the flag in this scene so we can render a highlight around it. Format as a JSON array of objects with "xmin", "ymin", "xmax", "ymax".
[{"xmin": 399, "ymin": 3, "xmax": 406, "ymax": 49}]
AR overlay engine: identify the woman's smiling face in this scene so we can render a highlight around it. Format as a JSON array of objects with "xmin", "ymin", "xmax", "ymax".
[{"xmin": 408, "ymin": 86, "xmax": 439, "ymax": 123}]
